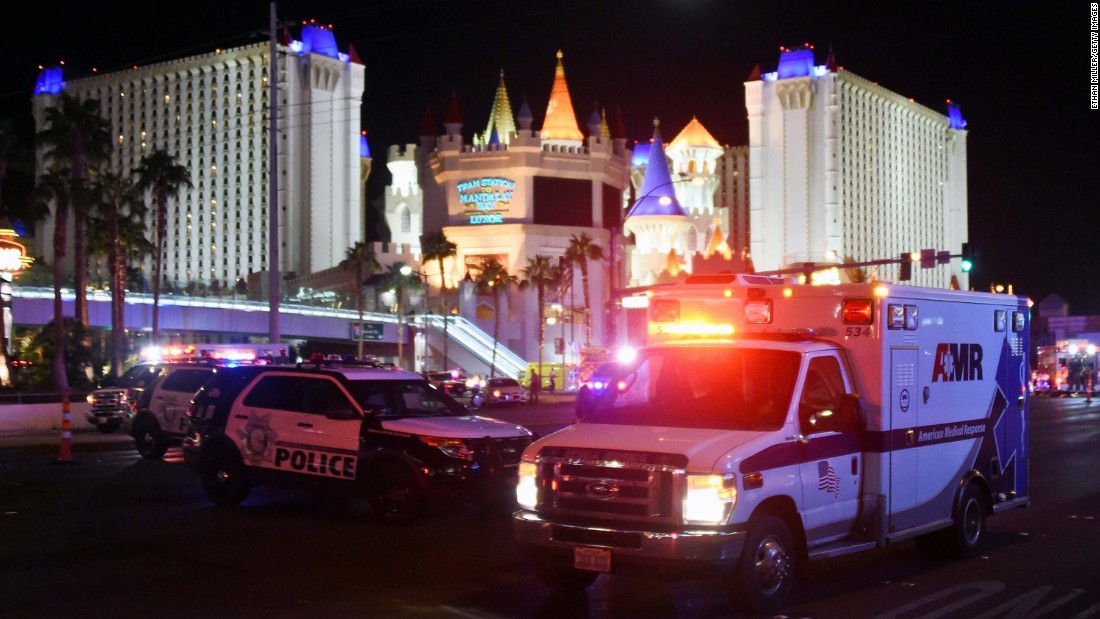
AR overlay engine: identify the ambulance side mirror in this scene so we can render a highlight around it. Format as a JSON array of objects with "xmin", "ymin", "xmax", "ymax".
[{"xmin": 806, "ymin": 394, "xmax": 861, "ymax": 434}]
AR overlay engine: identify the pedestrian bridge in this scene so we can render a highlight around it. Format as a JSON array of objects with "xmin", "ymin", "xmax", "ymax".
[{"xmin": 11, "ymin": 287, "xmax": 527, "ymax": 378}]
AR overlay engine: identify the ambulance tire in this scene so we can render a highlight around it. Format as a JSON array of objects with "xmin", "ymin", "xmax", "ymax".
[
  {"xmin": 533, "ymin": 562, "xmax": 599, "ymax": 590},
  {"xmin": 731, "ymin": 514, "xmax": 797, "ymax": 615},
  {"xmin": 366, "ymin": 461, "xmax": 425, "ymax": 524},
  {"xmin": 949, "ymin": 482, "xmax": 987, "ymax": 558},
  {"xmin": 916, "ymin": 482, "xmax": 987, "ymax": 559},
  {"xmin": 134, "ymin": 417, "xmax": 168, "ymax": 459},
  {"xmin": 201, "ymin": 445, "xmax": 252, "ymax": 506}
]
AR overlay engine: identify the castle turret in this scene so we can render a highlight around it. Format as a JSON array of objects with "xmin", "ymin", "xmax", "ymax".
[
  {"xmin": 476, "ymin": 70, "xmax": 517, "ymax": 146},
  {"xmin": 540, "ymin": 51, "xmax": 583, "ymax": 147},
  {"xmin": 624, "ymin": 119, "xmax": 692, "ymax": 286}
]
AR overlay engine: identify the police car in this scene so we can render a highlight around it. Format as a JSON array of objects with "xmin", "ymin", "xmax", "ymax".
[
  {"xmin": 182, "ymin": 361, "xmax": 536, "ymax": 522},
  {"xmin": 86, "ymin": 362, "xmax": 215, "ymax": 451}
]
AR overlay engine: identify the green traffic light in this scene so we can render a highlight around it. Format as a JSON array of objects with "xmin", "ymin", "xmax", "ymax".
[{"xmin": 961, "ymin": 259, "xmax": 973, "ymax": 272}]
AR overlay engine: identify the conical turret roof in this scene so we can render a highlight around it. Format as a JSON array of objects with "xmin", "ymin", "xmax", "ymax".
[
  {"xmin": 540, "ymin": 51, "xmax": 583, "ymax": 143},
  {"xmin": 629, "ymin": 119, "xmax": 688, "ymax": 218},
  {"xmin": 479, "ymin": 70, "xmax": 516, "ymax": 146},
  {"xmin": 669, "ymin": 116, "xmax": 722, "ymax": 150}
]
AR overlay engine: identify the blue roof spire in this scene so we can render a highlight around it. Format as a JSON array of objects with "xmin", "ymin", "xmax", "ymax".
[{"xmin": 629, "ymin": 118, "xmax": 688, "ymax": 218}]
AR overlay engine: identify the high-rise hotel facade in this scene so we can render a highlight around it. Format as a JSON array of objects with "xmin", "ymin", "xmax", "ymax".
[
  {"xmin": 32, "ymin": 24, "xmax": 367, "ymax": 291},
  {"xmin": 747, "ymin": 47, "xmax": 969, "ymax": 289}
]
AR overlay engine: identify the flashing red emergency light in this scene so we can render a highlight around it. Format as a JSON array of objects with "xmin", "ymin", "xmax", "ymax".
[{"xmin": 841, "ymin": 299, "xmax": 875, "ymax": 325}]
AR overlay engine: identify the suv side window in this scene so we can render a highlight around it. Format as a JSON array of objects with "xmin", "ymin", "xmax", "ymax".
[
  {"xmin": 394, "ymin": 382, "xmax": 457, "ymax": 416},
  {"xmin": 300, "ymin": 377, "xmax": 357, "ymax": 417},
  {"xmin": 160, "ymin": 368, "xmax": 213, "ymax": 394},
  {"xmin": 244, "ymin": 375, "xmax": 304, "ymax": 412}
]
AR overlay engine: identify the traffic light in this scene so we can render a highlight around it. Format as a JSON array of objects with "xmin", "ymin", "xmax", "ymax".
[
  {"xmin": 899, "ymin": 253, "xmax": 912, "ymax": 281},
  {"xmin": 960, "ymin": 242, "xmax": 974, "ymax": 273}
]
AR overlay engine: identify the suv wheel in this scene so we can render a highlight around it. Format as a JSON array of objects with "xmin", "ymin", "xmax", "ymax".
[
  {"xmin": 134, "ymin": 418, "xmax": 168, "ymax": 459},
  {"xmin": 202, "ymin": 446, "xmax": 252, "ymax": 506},
  {"xmin": 366, "ymin": 462, "xmax": 424, "ymax": 523}
]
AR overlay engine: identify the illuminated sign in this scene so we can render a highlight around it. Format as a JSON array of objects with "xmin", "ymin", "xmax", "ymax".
[
  {"xmin": 0, "ymin": 238, "xmax": 29, "ymax": 273},
  {"xmin": 458, "ymin": 177, "xmax": 515, "ymax": 225}
]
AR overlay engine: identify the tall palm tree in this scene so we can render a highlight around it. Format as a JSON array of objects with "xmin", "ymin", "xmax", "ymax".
[
  {"xmin": 32, "ymin": 168, "xmax": 74, "ymax": 393},
  {"xmin": 88, "ymin": 172, "xmax": 147, "ymax": 379},
  {"xmin": 519, "ymin": 255, "xmax": 559, "ymax": 387},
  {"xmin": 475, "ymin": 259, "xmax": 517, "ymax": 378},
  {"xmin": 421, "ymin": 230, "xmax": 457, "ymax": 291},
  {"xmin": 339, "ymin": 242, "xmax": 381, "ymax": 358},
  {"xmin": 135, "ymin": 149, "xmax": 192, "ymax": 343},
  {"xmin": 379, "ymin": 262, "xmax": 423, "ymax": 370},
  {"xmin": 37, "ymin": 92, "xmax": 111, "ymax": 331},
  {"xmin": 564, "ymin": 232, "xmax": 605, "ymax": 348}
]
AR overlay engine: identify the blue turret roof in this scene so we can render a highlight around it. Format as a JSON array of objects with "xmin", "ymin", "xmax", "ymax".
[{"xmin": 629, "ymin": 120, "xmax": 688, "ymax": 218}]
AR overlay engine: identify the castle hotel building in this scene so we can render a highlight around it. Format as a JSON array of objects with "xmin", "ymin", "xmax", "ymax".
[
  {"xmin": 32, "ymin": 24, "xmax": 367, "ymax": 291},
  {"xmin": 747, "ymin": 47, "xmax": 969, "ymax": 289}
]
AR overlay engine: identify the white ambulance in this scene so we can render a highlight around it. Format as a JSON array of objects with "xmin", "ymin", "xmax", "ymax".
[{"xmin": 513, "ymin": 274, "xmax": 1030, "ymax": 613}]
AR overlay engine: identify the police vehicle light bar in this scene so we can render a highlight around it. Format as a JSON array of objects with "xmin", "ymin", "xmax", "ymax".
[{"xmin": 842, "ymin": 299, "xmax": 875, "ymax": 325}]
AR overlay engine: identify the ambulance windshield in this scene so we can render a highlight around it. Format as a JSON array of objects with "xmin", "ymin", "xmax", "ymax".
[{"xmin": 585, "ymin": 347, "xmax": 800, "ymax": 431}]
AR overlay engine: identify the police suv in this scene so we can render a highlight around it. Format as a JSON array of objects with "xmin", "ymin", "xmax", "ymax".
[
  {"xmin": 86, "ymin": 362, "xmax": 215, "ymax": 452},
  {"xmin": 182, "ymin": 361, "xmax": 536, "ymax": 522},
  {"xmin": 514, "ymin": 274, "xmax": 1030, "ymax": 613}
]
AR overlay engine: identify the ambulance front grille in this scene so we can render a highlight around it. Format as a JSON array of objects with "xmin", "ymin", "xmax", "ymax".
[{"xmin": 534, "ymin": 447, "xmax": 687, "ymax": 525}]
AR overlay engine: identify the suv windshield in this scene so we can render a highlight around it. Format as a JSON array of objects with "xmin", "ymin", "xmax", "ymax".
[
  {"xmin": 344, "ymin": 379, "xmax": 467, "ymax": 418},
  {"xmin": 585, "ymin": 346, "xmax": 800, "ymax": 431}
]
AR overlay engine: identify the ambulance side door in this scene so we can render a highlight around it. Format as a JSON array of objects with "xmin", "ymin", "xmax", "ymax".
[
  {"xmin": 797, "ymin": 353, "xmax": 862, "ymax": 543},
  {"xmin": 152, "ymin": 367, "xmax": 214, "ymax": 435},
  {"xmin": 227, "ymin": 373, "xmax": 361, "ymax": 480}
]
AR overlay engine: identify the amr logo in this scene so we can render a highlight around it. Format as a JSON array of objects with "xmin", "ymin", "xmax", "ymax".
[{"xmin": 932, "ymin": 343, "xmax": 984, "ymax": 382}]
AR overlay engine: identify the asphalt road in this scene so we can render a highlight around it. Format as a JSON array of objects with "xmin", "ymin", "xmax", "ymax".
[{"xmin": 1, "ymin": 395, "xmax": 1098, "ymax": 618}]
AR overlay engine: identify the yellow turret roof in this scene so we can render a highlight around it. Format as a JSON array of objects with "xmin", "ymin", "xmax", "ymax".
[
  {"xmin": 669, "ymin": 116, "xmax": 722, "ymax": 150},
  {"xmin": 540, "ymin": 51, "xmax": 583, "ymax": 143}
]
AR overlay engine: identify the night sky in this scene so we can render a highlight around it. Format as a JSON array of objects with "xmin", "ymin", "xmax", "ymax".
[{"xmin": 3, "ymin": 1, "xmax": 1097, "ymax": 312}]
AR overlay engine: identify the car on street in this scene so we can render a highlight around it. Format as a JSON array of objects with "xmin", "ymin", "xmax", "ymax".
[
  {"xmin": 425, "ymin": 371, "xmax": 468, "ymax": 397},
  {"xmin": 182, "ymin": 360, "xmax": 536, "ymax": 522},
  {"xmin": 471, "ymin": 376, "xmax": 528, "ymax": 408}
]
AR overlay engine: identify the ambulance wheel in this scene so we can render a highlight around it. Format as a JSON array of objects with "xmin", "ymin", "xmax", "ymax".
[
  {"xmin": 533, "ymin": 562, "xmax": 599, "ymax": 590},
  {"xmin": 730, "ymin": 514, "xmax": 797, "ymax": 615},
  {"xmin": 202, "ymin": 446, "xmax": 251, "ymax": 506},
  {"xmin": 134, "ymin": 418, "xmax": 168, "ymax": 459},
  {"xmin": 366, "ymin": 462, "xmax": 424, "ymax": 523},
  {"xmin": 950, "ymin": 482, "xmax": 987, "ymax": 558}
]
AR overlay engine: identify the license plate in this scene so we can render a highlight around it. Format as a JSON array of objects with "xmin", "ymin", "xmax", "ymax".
[{"xmin": 574, "ymin": 546, "xmax": 611, "ymax": 572}]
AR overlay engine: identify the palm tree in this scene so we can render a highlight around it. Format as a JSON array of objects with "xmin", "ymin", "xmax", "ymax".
[
  {"xmin": 421, "ymin": 230, "xmax": 457, "ymax": 291},
  {"xmin": 519, "ymin": 255, "xmax": 560, "ymax": 388},
  {"xmin": 339, "ymin": 242, "xmax": 381, "ymax": 358},
  {"xmin": 379, "ymin": 262, "xmax": 423, "ymax": 370},
  {"xmin": 88, "ymin": 172, "xmax": 147, "ymax": 378},
  {"xmin": 135, "ymin": 149, "xmax": 192, "ymax": 344},
  {"xmin": 32, "ymin": 168, "xmax": 74, "ymax": 393},
  {"xmin": 475, "ymin": 259, "xmax": 517, "ymax": 378},
  {"xmin": 564, "ymin": 232, "xmax": 605, "ymax": 347},
  {"xmin": 37, "ymin": 92, "xmax": 111, "ymax": 331}
]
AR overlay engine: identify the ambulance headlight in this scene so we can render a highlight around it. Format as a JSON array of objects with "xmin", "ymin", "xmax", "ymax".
[
  {"xmin": 517, "ymin": 461, "xmax": 538, "ymax": 509},
  {"xmin": 420, "ymin": 436, "xmax": 472, "ymax": 460},
  {"xmin": 683, "ymin": 474, "xmax": 737, "ymax": 524}
]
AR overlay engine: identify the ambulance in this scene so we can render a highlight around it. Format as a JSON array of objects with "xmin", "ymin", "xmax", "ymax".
[{"xmin": 513, "ymin": 274, "xmax": 1030, "ymax": 613}]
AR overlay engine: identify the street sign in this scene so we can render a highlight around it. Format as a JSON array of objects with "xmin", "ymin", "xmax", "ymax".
[{"xmin": 351, "ymin": 321, "xmax": 384, "ymax": 342}]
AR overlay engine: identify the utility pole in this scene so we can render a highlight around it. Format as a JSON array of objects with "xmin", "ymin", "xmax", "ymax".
[{"xmin": 267, "ymin": 1, "xmax": 281, "ymax": 347}]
